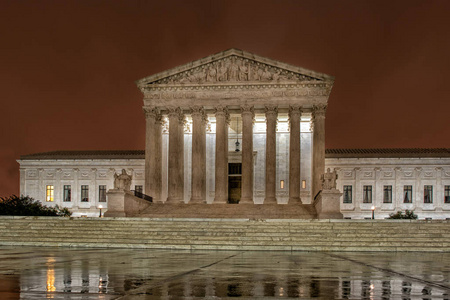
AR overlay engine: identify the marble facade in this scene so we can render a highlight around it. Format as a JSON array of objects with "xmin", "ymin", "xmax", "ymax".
[
  {"xmin": 16, "ymin": 49, "xmax": 450, "ymax": 219},
  {"xmin": 137, "ymin": 49, "xmax": 332, "ymax": 206},
  {"xmin": 17, "ymin": 150, "xmax": 450, "ymax": 218}
]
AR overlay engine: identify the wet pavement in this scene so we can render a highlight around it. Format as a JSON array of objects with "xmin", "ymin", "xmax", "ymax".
[{"xmin": 0, "ymin": 246, "xmax": 449, "ymax": 299}]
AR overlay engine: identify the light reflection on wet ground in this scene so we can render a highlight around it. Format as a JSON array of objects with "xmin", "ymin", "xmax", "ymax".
[{"xmin": 0, "ymin": 247, "xmax": 450, "ymax": 299}]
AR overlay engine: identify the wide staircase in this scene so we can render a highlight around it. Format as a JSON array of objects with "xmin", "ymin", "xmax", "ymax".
[{"xmin": 0, "ymin": 216, "xmax": 449, "ymax": 252}]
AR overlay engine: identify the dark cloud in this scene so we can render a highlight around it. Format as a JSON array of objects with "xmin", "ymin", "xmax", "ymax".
[{"xmin": 1, "ymin": 0, "xmax": 450, "ymax": 196}]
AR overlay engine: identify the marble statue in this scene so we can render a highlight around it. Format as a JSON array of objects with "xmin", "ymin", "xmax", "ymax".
[
  {"xmin": 321, "ymin": 168, "xmax": 338, "ymax": 190},
  {"xmin": 114, "ymin": 169, "xmax": 132, "ymax": 191}
]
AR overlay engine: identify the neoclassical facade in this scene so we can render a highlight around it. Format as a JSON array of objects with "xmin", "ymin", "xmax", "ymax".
[
  {"xmin": 16, "ymin": 49, "xmax": 450, "ymax": 219},
  {"xmin": 137, "ymin": 48, "xmax": 332, "ymax": 206}
]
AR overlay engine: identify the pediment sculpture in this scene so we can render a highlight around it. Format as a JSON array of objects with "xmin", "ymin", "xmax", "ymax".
[{"xmin": 151, "ymin": 55, "xmax": 320, "ymax": 85}]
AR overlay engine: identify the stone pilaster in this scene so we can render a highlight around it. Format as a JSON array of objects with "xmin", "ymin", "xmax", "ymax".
[
  {"xmin": 312, "ymin": 104, "xmax": 326, "ymax": 200},
  {"xmin": 265, "ymin": 105, "xmax": 278, "ymax": 204},
  {"xmin": 190, "ymin": 106, "xmax": 207, "ymax": 203},
  {"xmin": 214, "ymin": 105, "xmax": 229, "ymax": 204},
  {"xmin": 288, "ymin": 105, "xmax": 301, "ymax": 203},
  {"xmin": 167, "ymin": 107, "xmax": 184, "ymax": 202},
  {"xmin": 240, "ymin": 104, "xmax": 255, "ymax": 204}
]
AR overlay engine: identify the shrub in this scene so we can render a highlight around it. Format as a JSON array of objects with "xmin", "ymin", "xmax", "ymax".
[
  {"xmin": 0, "ymin": 195, "xmax": 72, "ymax": 217},
  {"xmin": 387, "ymin": 210, "xmax": 418, "ymax": 220}
]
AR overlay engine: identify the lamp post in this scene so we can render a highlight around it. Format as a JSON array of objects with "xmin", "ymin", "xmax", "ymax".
[
  {"xmin": 99, "ymin": 205, "xmax": 103, "ymax": 218},
  {"xmin": 371, "ymin": 205, "xmax": 375, "ymax": 220}
]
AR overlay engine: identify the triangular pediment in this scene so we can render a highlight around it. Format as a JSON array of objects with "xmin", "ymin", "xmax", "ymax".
[{"xmin": 136, "ymin": 49, "xmax": 334, "ymax": 88}]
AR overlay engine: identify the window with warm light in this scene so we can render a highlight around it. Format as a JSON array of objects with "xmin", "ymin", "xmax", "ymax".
[
  {"xmin": 424, "ymin": 185, "xmax": 433, "ymax": 203},
  {"xmin": 383, "ymin": 185, "xmax": 392, "ymax": 203},
  {"xmin": 46, "ymin": 185, "xmax": 54, "ymax": 202},
  {"xmin": 302, "ymin": 180, "xmax": 306, "ymax": 189},
  {"xmin": 280, "ymin": 180, "xmax": 284, "ymax": 189},
  {"xmin": 343, "ymin": 185, "xmax": 352, "ymax": 203},
  {"xmin": 363, "ymin": 185, "xmax": 372, "ymax": 203},
  {"xmin": 63, "ymin": 185, "xmax": 71, "ymax": 202},
  {"xmin": 81, "ymin": 185, "xmax": 89, "ymax": 202},
  {"xmin": 99, "ymin": 185, "xmax": 106, "ymax": 202}
]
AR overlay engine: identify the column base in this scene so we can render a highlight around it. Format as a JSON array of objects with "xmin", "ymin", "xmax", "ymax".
[
  {"xmin": 288, "ymin": 197, "xmax": 302, "ymax": 204},
  {"xmin": 189, "ymin": 197, "xmax": 205, "ymax": 204},
  {"xmin": 240, "ymin": 197, "xmax": 254, "ymax": 204},
  {"xmin": 213, "ymin": 197, "xmax": 228, "ymax": 204},
  {"xmin": 166, "ymin": 197, "xmax": 183, "ymax": 203},
  {"xmin": 264, "ymin": 197, "xmax": 277, "ymax": 204}
]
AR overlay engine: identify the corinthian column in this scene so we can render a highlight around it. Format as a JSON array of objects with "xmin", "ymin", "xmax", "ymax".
[
  {"xmin": 177, "ymin": 110, "xmax": 186, "ymax": 202},
  {"xmin": 265, "ymin": 105, "xmax": 278, "ymax": 204},
  {"xmin": 288, "ymin": 105, "xmax": 302, "ymax": 204},
  {"xmin": 167, "ymin": 107, "xmax": 184, "ymax": 203},
  {"xmin": 312, "ymin": 104, "xmax": 326, "ymax": 199},
  {"xmin": 143, "ymin": 107, "xmax": 162, "ymax": 202},
  {"xmin": 241, "ymin": 105, "xmax": 254, "ymax": 204},
  {"xmin": 214, "ymin": 106, "xmax": 229, "ymax": 204},
  {"xmin": 190, "ymin": 106, "xmax": 207, "ymax": 203}
]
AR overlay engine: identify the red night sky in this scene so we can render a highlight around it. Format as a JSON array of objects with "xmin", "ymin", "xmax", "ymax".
[{"xmin": 1, "ymin": 0, "xmax": 450, "ymax": 197}]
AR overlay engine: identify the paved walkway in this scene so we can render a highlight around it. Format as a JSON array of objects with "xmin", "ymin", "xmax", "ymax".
[{"xmin": 0, "ymin": 246, "xmax": 449, "ymax": 299}]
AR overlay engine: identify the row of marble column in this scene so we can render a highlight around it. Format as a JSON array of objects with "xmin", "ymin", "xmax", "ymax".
[{"xmin": 144, "ymin": 104, "xmax": 326, "ymax": 204}]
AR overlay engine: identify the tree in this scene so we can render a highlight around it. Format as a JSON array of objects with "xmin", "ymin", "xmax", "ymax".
[{"xmin": 0, "ymin": 195, "xmax": 72, "ymax": 217}]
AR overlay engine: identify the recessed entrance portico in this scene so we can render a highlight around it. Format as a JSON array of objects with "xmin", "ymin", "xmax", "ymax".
[{"xmin": 137, "ymin": 49, "xmax": 334, "ymax": 209}]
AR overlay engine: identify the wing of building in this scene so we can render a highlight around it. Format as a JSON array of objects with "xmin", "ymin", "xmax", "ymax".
[{"xmin": 16, "ymin": 49, "xmax": 450, "ymax": 219}]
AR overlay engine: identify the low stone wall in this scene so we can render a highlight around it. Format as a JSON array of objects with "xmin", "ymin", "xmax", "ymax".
[{"xmin": 104, "ymin": 189, "xmax": 151, "ymax": 217}]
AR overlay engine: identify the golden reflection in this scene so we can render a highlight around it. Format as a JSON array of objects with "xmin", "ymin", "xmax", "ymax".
[{"xmin": 46, "ymin": 258, "xmax": 56, "ymax": 293}]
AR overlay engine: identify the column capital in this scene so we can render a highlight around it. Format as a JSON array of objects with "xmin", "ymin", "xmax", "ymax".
[
  {"xmin": 265, "ymin": 105, "xmax": 278, "ymax": 119},
  {"xmin": 241, "ymin": 104, "xmax": 255, "ymax": 118},
  {"xmin": 312, "ymin": 104, "xmax": 327, "ymax": 119},
  {"xmin": 167, "ymin": 106, "xmax": 181, "ymax": 118},
  {"xmin": 288, "ymin": 105, "xmax": 302, "ymax": 118},
  {"xmin": 143, "ymin": 106, "xmax": 159, "ymax": 119},
  {"xmin": 190, "ymin": 105, "xmax": 205, "ymax": 118},
  {"xmin": 214, "ymin": 105, "xmax": 230, "ymax": 124},
  {"xmin": 214, "ymin": 105, "xmax": 228, "ymax": 117}
]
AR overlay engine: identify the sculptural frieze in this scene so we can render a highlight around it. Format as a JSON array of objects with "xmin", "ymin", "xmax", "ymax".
[{"xmin": 149, "ymin": 56, "xmax": 320, "ymax": 85}]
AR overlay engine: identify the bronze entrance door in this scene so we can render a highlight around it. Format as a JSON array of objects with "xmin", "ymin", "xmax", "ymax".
[{"xmin": 228, "ymin": 163, "xmax": 242, "ymax": 204}]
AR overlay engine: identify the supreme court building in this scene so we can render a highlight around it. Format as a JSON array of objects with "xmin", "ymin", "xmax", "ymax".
[{"xmin": 17, "ymin": 49, "xmax": 450, "ymax": 219}]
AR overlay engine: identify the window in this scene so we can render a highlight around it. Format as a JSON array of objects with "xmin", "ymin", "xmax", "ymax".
[
  {"xmin": 228, "ymin": 163, "xmax": 242, "ymax": 175},
  {"xmin": 99, "ymin": 185, "xmax": 107, "ymax": 202},
  {"xmin": 383, "ymin": 185, "xmax": 392, "ymax": 203},
  {"xmin": 424, "ymin": 185, "xmax": 433, "ymax": 203},
  {"xmin": 363, "ymin": 185, "xmax": 372, "ymax": 203},
  {"xmin": 63, "ymin": 185, "xmax": 71, "ymax": 202},
  {"xmin": 81, "ymin": 185, "xmax": 89, "ymax": 202},
  {"xmin": 46, "ymin": 185, "xmax": 54, "ymax": 202},
  {"xmin": 302, "ymin": 180, "xmax": 306, "ymax": 189},
  {"xmin": 280, "ymin": 180, "xmax": 285, "ymax": 189},
  {"xmin": 445, "ymin": 186, "xmax": 450, "ymax": 204},
  {"xmin": 135, "ymin": 185, "xmax": 143, "ymax": 194},
  {"xmin": 404, "ymin": 185, "xmax": 412, "ymax": 203},
  {"xmin": 343, "ymin": 185, "xmax": 352, "ymax": 203}
]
